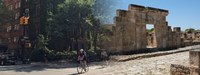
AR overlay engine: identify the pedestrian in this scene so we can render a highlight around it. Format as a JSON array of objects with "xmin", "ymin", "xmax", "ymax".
[{"xmin": 101, "ymin": 49, "xmax": 108, "ymax": 66}]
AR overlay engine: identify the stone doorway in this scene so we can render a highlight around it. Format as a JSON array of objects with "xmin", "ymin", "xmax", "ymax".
[
  {"xmin": 101, "ymin": 4, "xmax": 182, "ymax": 53},
  {"xmin": 146, "ymin": 24, "xmax": 157, "ymax": 48}
]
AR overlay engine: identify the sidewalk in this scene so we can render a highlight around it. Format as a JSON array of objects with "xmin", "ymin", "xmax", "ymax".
[{"xmin": 110, "ymin": 45, "xmax": 200, "ymax": 62}]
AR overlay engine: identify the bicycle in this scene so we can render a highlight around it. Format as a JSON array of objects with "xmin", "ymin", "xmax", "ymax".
[{"xmin": 77, "ymin": 60, "xmax": 89, "ymax": 74}]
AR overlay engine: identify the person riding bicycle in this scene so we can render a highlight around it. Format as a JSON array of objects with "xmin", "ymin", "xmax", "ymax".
[{"xmin": 77, "ymin": 49, "xmax": 87, "ymax": 71}]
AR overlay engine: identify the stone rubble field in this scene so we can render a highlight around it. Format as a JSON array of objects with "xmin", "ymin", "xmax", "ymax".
[{"xmin": 84, "ymin": 51, "xmax": 189, "ymax": 75}]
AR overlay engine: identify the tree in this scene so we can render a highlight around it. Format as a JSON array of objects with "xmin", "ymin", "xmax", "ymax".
[
  {"xmin": 93, "ymin": 0, "xmax": 118, "ymax": 24},
  {"xmin": 47, "ymin": 0, "xmax": 95, "ymax": 51},
  {"xmin": 34, "ymin": 0, "xmax": 114, "ymax": 53},
  {"xmin": 185, "ymin": 28, "xmax": 195, "ymax": 33},
  {"xmin": 91, "ymin": 0, "xmax": 117, "ymax": 50}
]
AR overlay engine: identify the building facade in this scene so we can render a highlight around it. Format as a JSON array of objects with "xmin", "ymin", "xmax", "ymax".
[
  {"xmin": 0, "ymin": 0, "xmax": 56, "ymax": 53},
  {"xmin": 1, "ymin": 0, "xmax": 21, "ymax": 52}
]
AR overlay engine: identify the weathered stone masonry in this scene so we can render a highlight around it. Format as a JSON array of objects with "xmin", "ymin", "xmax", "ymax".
[
  {"xmin": 101, "ymin": 4, "xmax": 182, "ymax": 53},
  {"xmin": 171, "ymin": 50, "xmax": 200, "ymax": 75}
]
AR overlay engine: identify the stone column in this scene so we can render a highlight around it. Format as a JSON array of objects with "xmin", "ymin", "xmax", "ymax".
[
  {"xmin": 174, "ymin": 27, "xmax": 181, "ymax": 48},
  {"xmin": 168, "ymin": 26, "xmax": 173, "ymax": 48},
  {"xmin": 135, "ymin": 11, "xmax": 146, "ymax": 50},
  {"xmin": 154, "ymin": 22, "xmax": 163, "ymax": 48},
  {"xmin": 162, "ymin": 22, "xmax": 169, "ymax": 48},
  {"xmin": 190, "ymin": 50, "xmax": 200, "ymax": 75},
  {"xmin": 113, "ymin": 16, "xmax": 124, "ymax": 52},
  {"xmin": 128, "ymin": 11, "xmax": 137, "ymax": 51}
]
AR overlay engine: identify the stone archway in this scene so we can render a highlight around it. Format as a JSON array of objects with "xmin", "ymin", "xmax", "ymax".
[{"xmin": 102, "ymin": 4, "xmax": 181, "ymax": 53}]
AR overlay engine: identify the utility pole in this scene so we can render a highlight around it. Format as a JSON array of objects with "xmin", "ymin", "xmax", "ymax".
[{"xmin": 19, "ymin": 13, "xmax": 29, "ymax": 61}]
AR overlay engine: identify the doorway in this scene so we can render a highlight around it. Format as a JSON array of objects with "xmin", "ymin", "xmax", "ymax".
[{"xmin": 146, "ymin": 24, "xmax": 157, "ymax": 48}]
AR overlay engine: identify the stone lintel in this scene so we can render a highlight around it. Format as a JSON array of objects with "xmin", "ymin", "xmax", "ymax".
[
  {"xmin": 128, "ymin": 4, "xmax": 145, "ymax": 11},
  {"xmin": 147, "ymin": 7, "xmax": 169, "ymax": 13},
  {"xmin": 129, "ymin": 4, "xmax": 145, "ymax": 9}
]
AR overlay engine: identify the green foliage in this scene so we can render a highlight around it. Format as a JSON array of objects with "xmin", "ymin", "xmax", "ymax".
[
  {"xmin": 93, "ymin": 0, "xmax": 118, "ymax": 24},
  {"xmin": 30, "ymin": 0, "xmax": 114, "ymax": 61},
  {"xmin": 30, "ymin": 34, "xmax": 52, "ymax": 61},
  {"xmin": 146, "ymin": 28, "xmax": 154, "ymax": 32},
  {"xmin": 46, "ymin": 0, "xmax": 97, "ymax": 50},
  {"xmin": 97, "ymin": 27, "xmax": 111, "ymax": 42},
  {"xmin": 35, "ymin": 34, "xmax": 51, "ymax": 53},
  {"xmin": 185, "ymin": 28, "xmax": 195, "ymax": 33}
]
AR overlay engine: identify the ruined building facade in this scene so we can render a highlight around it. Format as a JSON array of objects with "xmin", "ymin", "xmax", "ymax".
[
  {"xmin": 101, "ymin": 4, "xmax": 182, "ymax": 53},
  {"xmin": 181, "ymin": 30, "xmax": 200, "ymax": 46}
]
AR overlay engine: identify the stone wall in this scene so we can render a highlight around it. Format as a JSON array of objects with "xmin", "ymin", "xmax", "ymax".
[
  {"xmin": 170, "ymin": 50, "xmax": 200, "ymax": 75},
  {"xmin": 101, "ymin": 4, "xmax": 183, "ymax": 53},
  {"xmin": 170, "ymin": 64, "xmax": 190, "ymax": 75}
]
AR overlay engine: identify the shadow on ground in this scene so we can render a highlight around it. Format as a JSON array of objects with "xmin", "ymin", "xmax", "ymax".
[
  {"xmin": 0, "ymin": 62, "xmax": 78, "ymax": 73},
  {"xmin": 0, "ymin": 61, "xmax": 109, "ymax": 73}
]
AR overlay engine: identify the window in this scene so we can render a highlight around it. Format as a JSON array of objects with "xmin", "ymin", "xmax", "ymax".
[
  {"xmin": 18, "ymin": 2, "xmax": 21, "ymax": 8},
  {"xmin": 15, "ymin": 14, "xmax": 17, "ymax": 19},
  {"xmin": 8, "ymin": 38, "xmax": 11, "ymax": 43},
  {"xmin": 7, "ymin": 26, "xmax": 12, "ymax": 32},
  {"xmin": 14, "ymin": 24, "xmax": 19, "ymax": 30},
  {"xmin": 15, "ymin": 12, "xmax": 20, "ymax": 19},
  {"xmin": 15, "ymin": 13, "xmax": 17, "ymax": 19},
  {"xmin": 14, "ymin": 37, "xmax": 17, "ymax": 42},
  {"xmin": 10, "ymin": 5, "xmax": 13, "ymax": 10},
  {"xmin": 15, "ymin": 4, "xmax": 18, "ymax": 9}
]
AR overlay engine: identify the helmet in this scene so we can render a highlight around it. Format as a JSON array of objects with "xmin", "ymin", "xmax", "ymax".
[{"xmin": 80, "ymin": 49, "xmax": 84, "ymax": 52}]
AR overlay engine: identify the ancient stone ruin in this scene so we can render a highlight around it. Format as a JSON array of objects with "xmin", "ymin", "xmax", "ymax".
[
  {"xmin": 171, "ymin": 50, "xmax": 200, "ymax": 75},
  {"xmin": 101, "ymin": 4, "xmax": 182, "ymax": 53},
  {"xmin": 182, "ymin": 30, "xmax": 200, "ymax": 46}
]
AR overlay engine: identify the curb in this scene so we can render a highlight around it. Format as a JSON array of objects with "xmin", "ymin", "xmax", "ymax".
[{"xmin": 110, "ymin": 45, "xmax": 200, "ymax": 62}]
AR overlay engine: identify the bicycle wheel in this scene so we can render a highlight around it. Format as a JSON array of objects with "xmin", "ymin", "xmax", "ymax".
[
  {"xmin": 77, "ymin": 64, "xmax": 83, "ymax": 74},
  {"xmin": 84, "ymin": 65, "xmax": 89, "ymax": 72}
]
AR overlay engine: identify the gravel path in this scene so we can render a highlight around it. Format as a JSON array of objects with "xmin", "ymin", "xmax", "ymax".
[{"xmin": 82, "ymin": 51, "xmax": 189, "ymax": 75}]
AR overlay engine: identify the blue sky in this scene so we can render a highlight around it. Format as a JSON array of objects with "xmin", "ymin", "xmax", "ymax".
[{"xmin": 109, "ymin": 0, "xmax": 200, "ymax": 31}]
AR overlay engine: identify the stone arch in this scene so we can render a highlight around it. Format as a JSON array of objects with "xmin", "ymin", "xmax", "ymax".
[{"xmin": 102, "ymin": 4, "xmax": 181, "ymax": 53}]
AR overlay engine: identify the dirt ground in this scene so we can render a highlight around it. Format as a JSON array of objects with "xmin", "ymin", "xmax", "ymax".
[{"xmin": 0, "ymin": 51, "xmax": 189, "ymax": 75}]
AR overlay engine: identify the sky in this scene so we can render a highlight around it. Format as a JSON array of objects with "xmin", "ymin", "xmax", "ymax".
[{"xmin": 108, "ymin": 0, "xmax": 200, "ymax": 31}]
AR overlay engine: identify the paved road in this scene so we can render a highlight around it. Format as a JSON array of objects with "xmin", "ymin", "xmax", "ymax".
[{"xmin": 0, "ymin": 51, "xmax": 190, "ymax": 75}]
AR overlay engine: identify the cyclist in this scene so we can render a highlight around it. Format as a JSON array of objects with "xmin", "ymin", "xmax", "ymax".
[{"xmin": 77, "ymin": 49, "xmax": 87, "ymax": 71}]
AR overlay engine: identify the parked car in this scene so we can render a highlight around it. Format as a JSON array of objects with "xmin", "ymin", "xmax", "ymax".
[
  {"xmin": 4, "ymin": 55, "xmax": 17, "ymax": 65},
  {"xmin": 0, "ymin": 53, "xmax": 17, "ymax": 65},
  {"xmin": 0, "ymin": 45, "xmax": 8, "ymax": 65}
]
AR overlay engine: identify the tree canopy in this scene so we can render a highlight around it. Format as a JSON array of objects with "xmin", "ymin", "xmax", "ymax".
[{"xmin": 185, "ymin": 28, "xmax": 195, "ymax": 33}]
